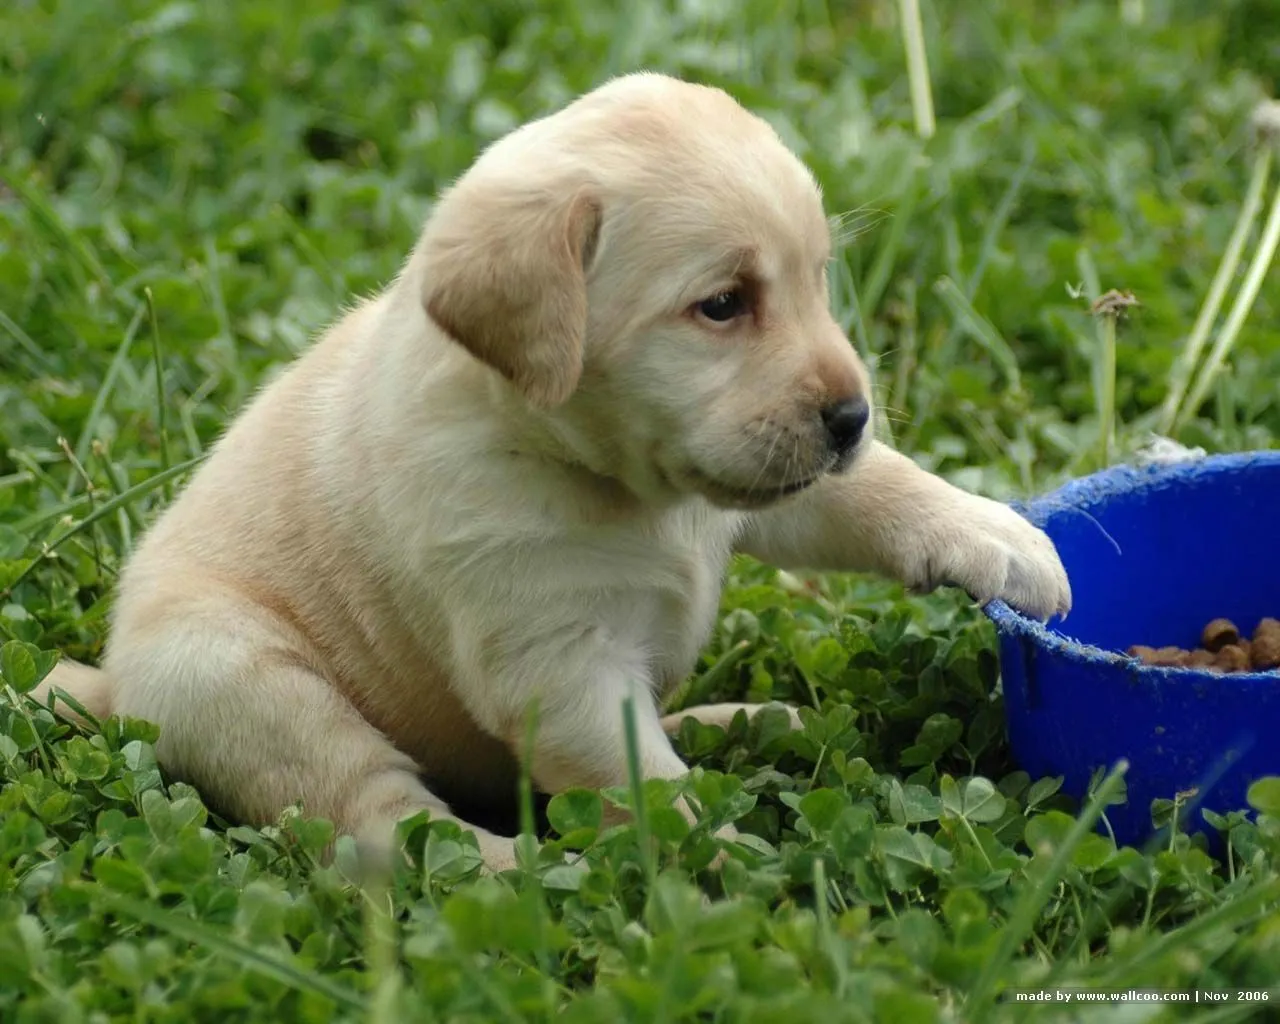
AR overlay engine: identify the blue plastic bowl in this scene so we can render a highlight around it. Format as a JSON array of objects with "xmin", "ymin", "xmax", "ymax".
[{"xmin": 985, "ymin": 451, "xmax": 1280, "ymax": 847}]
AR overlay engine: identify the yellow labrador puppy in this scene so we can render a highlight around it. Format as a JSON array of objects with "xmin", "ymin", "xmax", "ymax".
[{"xmin": 36, "ymin": 73, "xmax": 1070, "ymax": 872}]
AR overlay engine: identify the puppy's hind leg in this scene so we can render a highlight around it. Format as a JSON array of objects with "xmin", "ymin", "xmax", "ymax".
[
  {"xmin": 661, "ymin": 701, "xmax": 804, "ymax": 735},
  {"xmin": 107, "ymin": 607, "xmax": 516, "ymax": 876}
]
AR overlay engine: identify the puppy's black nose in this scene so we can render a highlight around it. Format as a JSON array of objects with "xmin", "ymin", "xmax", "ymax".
[{"xmin": 820, "ymin": 396, "xmax": 870, "ymax": 457}]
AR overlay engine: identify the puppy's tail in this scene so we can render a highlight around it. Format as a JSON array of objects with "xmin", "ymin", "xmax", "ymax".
[{"xmin": 28, "ymin": 658, "xmax": 115, "ymax": 728}]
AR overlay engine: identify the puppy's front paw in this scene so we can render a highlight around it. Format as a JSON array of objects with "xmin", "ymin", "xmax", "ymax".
[{"xmin": 910, "ymin": 496, "xmax": 1071, "ymax": 621}]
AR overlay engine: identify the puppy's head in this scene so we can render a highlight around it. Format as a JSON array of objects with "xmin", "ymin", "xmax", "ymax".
[{"xmin": 417, "ymin": 72, "xmax": 872, "ymax": 510}]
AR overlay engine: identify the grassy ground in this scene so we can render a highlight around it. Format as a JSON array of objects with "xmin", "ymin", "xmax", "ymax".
[{"xmin": 3, "ymin": 1, "xmax": 1280, "ymax": 1020}]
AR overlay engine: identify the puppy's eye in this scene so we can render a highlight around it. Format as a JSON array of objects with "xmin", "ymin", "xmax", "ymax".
[{"xmin": 695, "ymin": 289, "xmax": 747, "ymax": 323}]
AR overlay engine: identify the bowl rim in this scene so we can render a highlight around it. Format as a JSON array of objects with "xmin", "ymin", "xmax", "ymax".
[{"xmin": 985, "ymin": 449, "xmax": 1280, "ymax": 685}]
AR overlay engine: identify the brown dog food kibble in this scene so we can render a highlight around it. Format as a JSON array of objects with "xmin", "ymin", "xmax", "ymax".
[
  {"xmin": 1186, "ymin": 649, "xmax": 1217, "ymax": 669},
  {"xmin": 1251, "ymin": 618, "xmax": 1280, "ymax": 670},
  {"xmin": 1201, "ymin": 618, "xmax": 1240, "ymax": 652},
  {"xmin": 1126, "ymin": 616, "xmax": 1280, "ymax": 674},
  {"xmin": 1214, "ymin": 644, "xmax": 1250, "ymax": 672}
]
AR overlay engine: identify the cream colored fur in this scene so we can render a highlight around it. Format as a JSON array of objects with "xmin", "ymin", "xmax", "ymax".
[{"xmin": 33, "ymin": 73, "xmax": 1070, "ymax": 873}]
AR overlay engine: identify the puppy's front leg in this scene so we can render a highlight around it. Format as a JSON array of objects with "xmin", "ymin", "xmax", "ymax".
[
  {"xmin": 528, "ymin": 677, "xmax": 743, "ymax": 850},
  {"xmin": 455, "ymin": 630, "xmax": 737, "ymax": 848},
  {"xmin": 737, "ymin": 440, "xmax": 1071, "ymax": 619}
]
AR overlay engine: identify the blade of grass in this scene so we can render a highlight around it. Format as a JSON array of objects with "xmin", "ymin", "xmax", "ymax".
[
  {"xmin": 828, "ymin": 253, "xmax": 871, "ymax": 357},
  {"xmin": 4, "ymin": 455, "xmax": 203, "ymax": 596},
  {"xmin": 901, "ymin": 147, "xmax": 1031, "ymax": 454},
  {"xmin": 952, "ymin": 404, "xmax": 1009, "ymax": 467},
  {"xmin": 0, "ymin": 308, "xmax": 58, "ymax": 374},
  {"xmin": 966, "ymin": 760, "xmax": 1129, "ymax": 1020},
  {"xmin": 966, "ymin": 140, "xmax": 1034, "ymax": 299},
  {"xmin": 0, "ymin": 472, "xmax": 35, "ymax": 491},
  {"xmin": 274, "ymin": 205, "xmax": 347, "ymax": 300},
  {"xmin": 888, "ymin": 276, "xmax": 918, "ymax": 439},
  {"xmin": 518, "ymin": 701, "xmax": 540, "ymax": 852},
  {"xmin": 1097, "ymin": 310, "xmax": 1118, "ymax": 468},
  {"xmin": 1120, "ymin": 0, "xmax": 1145, "ymax": 25},
  {"xmin": 1071, "ymin": 249, "xmax": 1126, "ymax": 469},
  {"xmin": 360, "ymin": 880, "xmax": 403, "ymax": 1024},
  {"xmin": 516, "ymin": 700, "xmax": 557, "ymax": 978},
  {"xmin": 666, "ymin": 640, "xmax": 752, "ymax": 712},
  {"xmin": 145, "ymin": 288, "xmax": 174, "ymax": 502},
  {"xmin": 897, "ymin": 0, "xmax": 935, "ymax": 139},
  {"xmin": 66, "ymin": 299, "xmax": 147, "ymax": 499},
  {"xmin": 178, "ymin": 399, "xmax": 205, "ymax": 458},
  {"xmin": 932, "ymin": 277, "xmax": 1023, "ymax": 394},
  {"xmin": 861, "ymin": 169, "xmax": 921, "ymax": 320},
  {"xmin": 812, "ymin": 858, "xmax": 849, "ymax": 997},
  {"xmin": 621, "ymin": 693, "xmax": 656, "ymax": 887},
  {"xmin": 12, "ymin": 494, "xmax": 93, "ymax": 535},
  {"xmin": 56, "ymin": 437, "xmax": 103, "ymax": 577},
  {"xmin": 91, "ymin": 444, "xmax": 146, "ymax": 540},
  {"xmin": 1177, "ymin": 176, "xmax": 1280, "ymax": 430},
  {"xmin": 1, "ymin": 170, "xmax": 112, "ymax": 290},
  {"xmin": 1075, "ymin": 248, "xmax": 1102, "ymax": 305},
  {"xmin": 931, "ymin": 276, "xmax": 1035, "ymax": 488},
  {"xmin": 1085, "ymin": 876, "xmax": 1280, "ymax": 988},
  {"xmin": 1157, "ymin": 147, "xmax": 1272, "ymax": 435},
  {"xmin": 1216, "ymin": 372, "xmax": 1239, "ymax": 446},
  {"xmin": 6, "ymin": 449, "xmax": 67, "ymax": 496},
  {"xmin": 96, "ymin": 888, "xmax": 367, "ymax": 1012},
  {"xmin": 203, "ymin": 236, "xmax": 241, "ymax": 393},
  {"xmin": 178, "ymin": 373, "xmax": 222, "ymax": 460}
]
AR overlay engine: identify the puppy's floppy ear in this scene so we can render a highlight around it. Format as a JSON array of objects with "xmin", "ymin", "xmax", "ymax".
[{"xmin": 419, "ymin": 174, "xmax": 602, "ymax": 409}]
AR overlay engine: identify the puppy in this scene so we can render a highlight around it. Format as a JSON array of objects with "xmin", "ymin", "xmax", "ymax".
[{"xmin": 34, "ymin": 73, "xmax": 1070, "ymax": 872}]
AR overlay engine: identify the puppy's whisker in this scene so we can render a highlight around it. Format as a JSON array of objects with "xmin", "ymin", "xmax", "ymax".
[
  {"xmin": 828, "ymin": 205, "xmax": 890, "ymax": 248},
  {"xmin": 745, "ymin": 420, "xmax": 785, "ymax": 495},
  {"xmin": 723, "ymin": 423, "xmax": 767, "ymax": 474},
  {"xmin": 829, "ymin": 205, "xmax": 887, "ymax": 230}
]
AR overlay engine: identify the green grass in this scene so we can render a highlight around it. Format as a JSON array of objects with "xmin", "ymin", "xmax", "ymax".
[{"xmin": 4, "ymin": 0, "xmax": 1280, "ymax": 1020}]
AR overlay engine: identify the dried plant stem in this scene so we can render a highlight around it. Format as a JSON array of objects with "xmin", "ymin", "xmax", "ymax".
[
  {"xmin": 897, "ymin": 0, "xmax": 935, "ymax": 140},
  {"xmin": 1098, "ymin": 312, "xmax": 1117, "ymax": 468},
  {"xmin": 1158, "ymin": 147, "xmax": 1273, "ymax": 434},
  {"xmin": 1178, "ymin": 172, "xmax": 1280, "ymax": 430}
]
